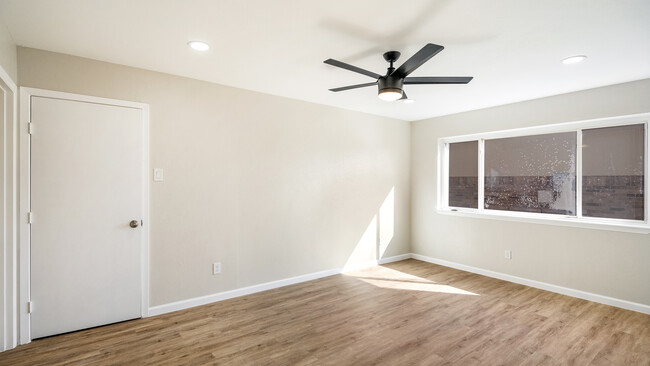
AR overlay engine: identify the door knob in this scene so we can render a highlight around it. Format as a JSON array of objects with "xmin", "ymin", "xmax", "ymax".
[{"xmin": 129, "ymin": 220, "xmax": 139, "ymax": 228}]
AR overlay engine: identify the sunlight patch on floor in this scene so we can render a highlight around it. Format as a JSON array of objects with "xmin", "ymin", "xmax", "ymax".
[{"xmin": 345, "ymin": 266, "xmax": 479, "ymax": 296}]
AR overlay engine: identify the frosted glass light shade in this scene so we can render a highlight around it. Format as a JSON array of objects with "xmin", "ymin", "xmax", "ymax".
[{"xmin": 378, "ymin": 89, "xmax": 402, "ymax": 101}]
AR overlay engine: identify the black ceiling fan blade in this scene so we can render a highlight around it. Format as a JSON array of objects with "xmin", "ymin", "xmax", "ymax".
[
  {"xmin": 329, "ymin": 82, "xmax": 377, "ymax": 92},
  {"xmin": 404, "ymin": 76, "xmax": 473, "ymax": 84},
  {"xmin": 324, "ymin": 59, "xmax": 382, "ymax": 80},
  {"xmin": 390, "ymin": 43, "xmax": 444, "ymax": 79}
]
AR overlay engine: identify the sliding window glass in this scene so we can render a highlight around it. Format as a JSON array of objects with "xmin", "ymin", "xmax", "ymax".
[
  {"xmin": 582, "ymin": 124, "xmax": 645, "ymax": 220},
  {"xmin": 448, "ymin": 141, "xmax": 478, "ymax": 208},
  {"xmin": 484, "ymin": 132, "xmax": 576, "ymax": 215}
]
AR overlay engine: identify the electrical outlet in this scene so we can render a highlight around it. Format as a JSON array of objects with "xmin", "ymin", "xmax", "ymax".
[
  {"xmin": 504, "ymin": 250, "xmax": 512, "ymax": 260},
  {"xmin": 213, "ymin": 262, "xmax": 221, "ymax": 275},
  {"xmin": 153, "ymin": 168, "xmax": 164, "ymax": 182}
]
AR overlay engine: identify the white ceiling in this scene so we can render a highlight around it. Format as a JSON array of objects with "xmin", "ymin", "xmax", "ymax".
[{"xmin": 1, "ymin": 0, "xmax": 649, "ymax": 121}]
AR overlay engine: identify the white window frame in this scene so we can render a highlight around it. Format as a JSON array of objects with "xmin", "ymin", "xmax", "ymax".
[{"xmin": 437, "ymin": 113, "xmax": 650, "ymax": 234}]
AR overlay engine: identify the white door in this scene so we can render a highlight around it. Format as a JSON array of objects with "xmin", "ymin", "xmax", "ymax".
[{"xmin": 30, "ymin": 96, "xmax": 144, "ymax": 339}]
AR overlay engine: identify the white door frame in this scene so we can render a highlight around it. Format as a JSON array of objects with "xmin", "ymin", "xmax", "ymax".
[
  {"xmin": 19, "ymin": 87, "xmax": 150, "ymax": 344},
  {"xmin": 0, "ymin": 65, "xmax": 18, "ymax": 352}
]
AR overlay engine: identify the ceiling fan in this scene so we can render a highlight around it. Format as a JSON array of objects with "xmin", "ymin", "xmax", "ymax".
[{"xmin": 324, "ymin": 43, "xmax": 472, "ymax": 101}]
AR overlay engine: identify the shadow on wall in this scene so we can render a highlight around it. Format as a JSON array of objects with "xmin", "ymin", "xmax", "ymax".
[{"xmin": 343, "ymin": 187, "xmax": 395, "ymax": 270}]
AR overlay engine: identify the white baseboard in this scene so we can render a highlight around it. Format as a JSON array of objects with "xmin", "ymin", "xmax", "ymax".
[
  {"xmin": 379, "ymin": 253, "xmax": 412, "ymax": 264},
  {"xmin": 411, "ymin": 253, "xmax": 650, "ymax": 315},
  {"xmin": 149, "ymin": 252, "xmax": 649, "ymax": 317},
  {"xmin": 341, "ymin": 253, "xmax": 413, "ymax": 272},
  {"xmin": 148, "ymin": 254, "xmax": 410, "ymax": 316}
]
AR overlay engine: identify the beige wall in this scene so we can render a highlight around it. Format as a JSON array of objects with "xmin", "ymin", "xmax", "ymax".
[
  {"xmin": 13, "ymin": 45, "xmax": 649, "ymax": 313},
  {"xmin": 0, "ymin": 19, "xmax": 16, "ymax": 82},
  {"xmin": 411, "ymin": 79, "xmax": 650, "ymax": 306},
  {"xmin": 18, "ymin": 47, "xmax": 411, "ymax": 306}
]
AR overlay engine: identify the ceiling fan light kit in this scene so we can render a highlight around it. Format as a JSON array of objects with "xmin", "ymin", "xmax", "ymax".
[
  {"xmin": 378, "ymin": 77, "xmax": 404, "ymax": 101},
  {"xmin": 325, "ymin": 43, "xmax": 473, "ymax": 102},
  {"xmin": 378, "ymin": 90, "xmax": 403, "ymax": 101}
]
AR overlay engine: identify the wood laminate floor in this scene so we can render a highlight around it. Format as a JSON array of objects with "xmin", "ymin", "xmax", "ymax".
[{"xmin": 1, "ymin": 259, "xmax": 648, "ymax": 365}]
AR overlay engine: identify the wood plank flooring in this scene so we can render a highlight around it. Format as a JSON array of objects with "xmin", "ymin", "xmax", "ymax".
[{"xmin": 1, "ymin": 259, "xmax": 648, "ymax": 365}]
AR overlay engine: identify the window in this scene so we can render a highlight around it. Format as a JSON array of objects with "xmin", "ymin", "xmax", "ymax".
[
  {"xmin": 448, "ymin": 141, "xmax": 478, "ymax": 208},
  {"xmin": 582, "ymin": 124, "xmax": 645, "ymax": 220},
  {"xmin": 439, "ymin": 114, "xmax": 649, "ymax": 232},
  {"xmin": 484, "ymin": 132, "xmax": 576, "ymax": 215}
]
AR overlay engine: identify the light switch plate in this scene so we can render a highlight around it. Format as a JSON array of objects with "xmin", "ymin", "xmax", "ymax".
[{"xmin": 153, "ymin": 168, "xmax": 164, "ymax": 182}]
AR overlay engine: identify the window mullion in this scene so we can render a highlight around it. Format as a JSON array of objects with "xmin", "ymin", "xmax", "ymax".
[
  {"xmin": 478, "ymin": 138, "xmax": 485, "ymax": 211},
  {"xmin": 576, "ymin": 129, "xmax": 583, "ymax": 218},
  {"xmin": 442, "ymin": 142, "xmax": 449, "ymax": 209},
  {"xmin": 643, "ymin": 122, "xmax": 650, "ymax": 224}
]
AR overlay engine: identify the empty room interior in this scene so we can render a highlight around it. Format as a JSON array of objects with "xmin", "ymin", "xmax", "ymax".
[{"xmin": 0, "ymin": 0, "xmax": 649, "ymax": 365}]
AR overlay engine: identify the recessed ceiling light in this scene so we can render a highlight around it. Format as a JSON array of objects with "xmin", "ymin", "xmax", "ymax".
[
  {"xmin": 562, "ymin": 55, "xmax": 587, "ymax": 64},
  {"xmin": 188, "ymin": 41, "xmax": 210, "ymax": 51}
]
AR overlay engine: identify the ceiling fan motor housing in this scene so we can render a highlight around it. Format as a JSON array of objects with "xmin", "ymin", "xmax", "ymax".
[{"xmin": 378, "ymin": 76, "xmax": 404, "ymax": 94}]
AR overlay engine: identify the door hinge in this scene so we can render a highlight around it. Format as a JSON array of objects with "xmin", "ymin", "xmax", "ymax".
[
  {"xmin": 27, "ymin": 301, "xmax": 33, "ymax": 313},
  {"xmin": 28, "ymin": 122, "xmax": 34, "ymax": 135},
  {"xmin": 28, "ymin": 211, "xmax": 33, "ymax": 224}
]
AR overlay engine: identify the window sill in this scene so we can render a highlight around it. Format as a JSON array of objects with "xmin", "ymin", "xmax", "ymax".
[{"xmin": 436, "ymin": 208, "xmax": 650, "ymax": 234}]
